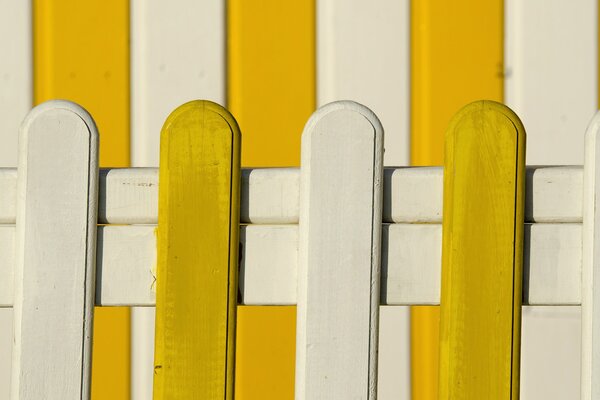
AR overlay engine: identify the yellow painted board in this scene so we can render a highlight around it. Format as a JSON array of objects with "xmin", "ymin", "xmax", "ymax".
[
  {"xmin": 33, "ymin": 1, "xmax": 131, "ymax": 398},
  {"xmin": 439, "ymin": 101, "xmax": 525, "ymax": 399},
  {"xmin": 153, "ymin": 101, "xmax": 241, "ymax": 399},
  {"xmin": 228, "ymin": 0, "xmax": 315, "ymax": 168},
  {"xmin": 228, "ymin": 1, "xmax": 315, "ymax": 399},
  {"xmin": 410, "ymin": 2, "xmax": 503, "ymax": 399}
]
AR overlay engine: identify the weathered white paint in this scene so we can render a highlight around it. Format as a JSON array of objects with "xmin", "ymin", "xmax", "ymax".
[
  {"xmin": 11, "ymin": 101, "xmax": 98, "ymax": 399},
  {"xmin": 317, "ymin": 0, "xmax": 409, "ymax": 167},
  {"xmin": 0, "ymin": 166, "xmax": 586, "ymax": 225},
  {"xmin": 296, "ymin": 101, "xmax": 383, "ymax": 399},
  {"xmin": 582, "ymin": 111, "xmax": 600, "ymax": 399}
]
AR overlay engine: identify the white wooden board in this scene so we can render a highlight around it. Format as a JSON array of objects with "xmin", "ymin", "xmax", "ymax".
[
  {"xmin": 296, "ymin": 101, "xmax": 383, "ymax": 399},
  {"xmin": 317, "ymin": 0, "xmax": 409, "ymax": 167},
  {"xmin": 11, "ymin": 101, "xmax": 98, "ymax": 399}
]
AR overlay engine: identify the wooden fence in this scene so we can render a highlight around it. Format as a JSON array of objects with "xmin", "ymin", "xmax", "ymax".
[{"xmin": 0, "ymin": 98, "xmax": 595, "ymax": 399}]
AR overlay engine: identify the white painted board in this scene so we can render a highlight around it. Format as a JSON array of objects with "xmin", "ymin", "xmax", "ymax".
[
  {"xmin": 11, "ymin": 101, "xmax": 98, "ymax": 399},
  {"xmin": 296, "ymin": 101, "xmax": 383, "ymax": 399}
]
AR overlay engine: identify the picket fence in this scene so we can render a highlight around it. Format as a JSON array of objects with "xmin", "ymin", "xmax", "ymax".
[{"xmin": 0, "ymin": 98, "xmax": 597, "ymax": 399}]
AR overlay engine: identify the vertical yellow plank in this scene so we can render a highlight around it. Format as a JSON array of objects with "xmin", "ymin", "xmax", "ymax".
[
  {"xmin": 439, "ymin": 101, "xmax": 524, "ymax": 398},
  {"xmin": 33, "ymin": 1, "xmax": 131, "ymax": 398},
  {"xmin": 228, "ymin": 1, "xmax": 315, "ymax": 399},
  {"xmin": 153, "ymin": 101, "xmax": 241, "ymax": 399},
  {"xmin": 410, "ymin": 2, "xmax": 503, "ymax": 399}
]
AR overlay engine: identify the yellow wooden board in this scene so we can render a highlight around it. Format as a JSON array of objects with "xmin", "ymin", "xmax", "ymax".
[
  {"xmin": 153, "ymin": 101, "xmax": 241, "ymax": 399},
  {"xmin": 439, "ymin": 101, "xmax": 525, "ymax": 399},
  {"xmin": 409, "ymin": 2, "xmax": 503, "ymax": 398},
  {"xmin": 33, "ymin": 1, "xmax": 131, "ymax": 398},
  {"xmin": 227, "ymin": 1, "xmax": 315, "ymax": 399}
]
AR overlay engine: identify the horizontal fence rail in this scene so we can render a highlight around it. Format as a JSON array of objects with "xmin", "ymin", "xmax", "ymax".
[
  {"xmin": 0, "ymin": 168, "xmax": 582, "ymax": 308},
  {"xmin": 0, "ymin": 165, "xmax": 583, "ymax": 225}
]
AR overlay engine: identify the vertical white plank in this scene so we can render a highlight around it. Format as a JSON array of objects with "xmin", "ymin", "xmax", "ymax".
[
  {"xmin": 316, "ymin": 3, "xmax": 410, "ymax": 396},
  {"xmin": 130, "ymin": 2, "xmax": 225, "ymax": 398},
  {"xmin": 505, "ymin": 0, "xmax": 597, "ymax": 165},
  {"xmin": 0, "ymin": 0, "xmax": 31, "ymax": 167},
  {"xmin": 316, "ymin": 0, "xmax": 410, "ymax": 167},
  {"xmin": 296, "ymin": 101, "xmax": 383, "ymax": 399},
  {"xmin": 11, "ymin": 100, "xmax": 98, "ymax": 399},
  {"xmin": 582, "ymin": 111, "xmax": 600, "ymax": 400},
  {"xmin": 505, "ymin": 2, "xmax": 596, "ymax": 398},
  {"xmin": 0, "ymin": 2, "xmax": 31, "ymax": 398}
]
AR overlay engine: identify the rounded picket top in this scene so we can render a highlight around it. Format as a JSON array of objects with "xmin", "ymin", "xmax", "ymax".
[
  {"xmin": 301, "ymin": 100, "xmax": 384, "ymax": 150},
  {"xmin": 584, "ymin": 109, "xmax": 600, "ymax": 156},
  {"xmin": 160, "ymin": 100, "xmax": 241, "ymax": 147},
  {"xmin": 20, "ymin": 99, "xmax": 99, "ymax": 158},
  {"xmin": 445, "ymin": 100, "xmax": 526, "ymax": 152}
]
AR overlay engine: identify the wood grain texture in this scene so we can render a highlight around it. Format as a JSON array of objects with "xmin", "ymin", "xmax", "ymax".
[
  {"xmin": 11, "ymin": 100, "xmax": 98, "ymax": 399},
  {"xmin": 439, "ymin": 101, "xmax": 525, "ymax": 399},
  {"xmin": 582, "ymin": 110, "xmax": 600, "ymax": 399},
  {"xmin": 295, "ymin": 101, "xmax": 383, "ymax": 399},
  {"xmin": 410, "ymin": 4, "xmax": 504, "ymax": 397},
  {"xmin": 152, "ymin": 101, "xmax": 240, "ymax": 399},
  {"xmin": 33, "ymin": 2, "xmax": 132, "ymax": 397}
]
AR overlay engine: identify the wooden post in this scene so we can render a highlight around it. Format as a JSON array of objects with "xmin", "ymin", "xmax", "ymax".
[
  {"xmin": 582, "ymin": 110, "xmax": 600, "ymax": 400},
  {"xmin": 295, "ymin": 101, "xmax": 383, "ymax": 399},
  {"xmin": 152, "ymin": 100, "xmax": 241, "ymax": 399},
  {"xmin": 438, "ymin": 101, "xmax": 525, "ymax": 399},
  {"xmin": 11, "ymin": 100, "xmax": 99, "ymax": 399}
]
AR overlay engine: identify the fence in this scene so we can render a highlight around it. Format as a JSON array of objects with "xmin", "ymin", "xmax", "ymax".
[{"xmin": 0, "ymin": 98, "xmax": 596, "ymax": 399}]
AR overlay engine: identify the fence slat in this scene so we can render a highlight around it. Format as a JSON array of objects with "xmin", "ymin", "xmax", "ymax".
[
  {"xmin": 295, "ymin": 101, "xmax": 383, "ymax": 399},
  {"xmin": 11, "ymin": 100, "xmax": 98, "ymax": 399},
  {"xmin": 439, "ymin": 101, "xmax": 525, "ymax": 398},
  {"xmin": 582, "ymin": 110, "xmax": 600, "ymax": 399},
  {"xmin": 152, "ymin": 101, "xmax": 240, "ymax": 399}
]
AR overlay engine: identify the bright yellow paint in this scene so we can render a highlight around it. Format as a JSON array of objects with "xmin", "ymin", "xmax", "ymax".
[
  {"xmin": 228, "ymin": 0, "xmax": 315, "ymax": 168},
  {"xmin": 33, "ymin": 1, "xmax": 131, "ymax": 398},
  {"xmin": 228, "ymin": 1, "xmax": 315, "ymax": 399},
  {"xmin": 153, "ymin": 101, "xmax": 241, "ymax": 399},
  {"xmin": 439, "ymin": 101, "xmax": 524, "ymax": 399},
  {"xmin": 410, "ymin": 2, "xmax": 503, "ymax": 398}
]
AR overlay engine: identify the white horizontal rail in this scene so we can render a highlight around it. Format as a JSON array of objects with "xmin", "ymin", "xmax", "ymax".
[
  {"xmin": 0, "ymin": 165, "xmax": 583, "ymax": 225},
  {"xmin": 0, "ymin": 223, "xmax": 581, "ymax": 307}
]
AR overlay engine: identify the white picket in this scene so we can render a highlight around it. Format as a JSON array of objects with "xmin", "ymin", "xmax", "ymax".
[
  {"xmin": 582, "ymin": 111, "xmax": 600, "ymax": 400},
  {"xmin": 295, "ymin": 101, "xmax": 383, "ymax": 399},
  {"xmin": 11, "ymin": 101, "xmax": 98, "ymax": 399}
]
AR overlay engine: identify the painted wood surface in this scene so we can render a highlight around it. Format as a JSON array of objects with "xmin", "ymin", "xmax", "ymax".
[
  {"xmin": 0, "ymin": 166, "xmax": 581, "ymax": 225},
  {"xmin": 130, "ymin": 2, "xmax": 226, "ymax": 397},
  {"xmin": 33, "ymin": 1, "xmax": 131, "ymax": 397},
  {"xmin": 11, "ymin": 101, "xmax": 98, "ymax": 399},
  {"xmin": 228, "ymin": 1, "xmax": 315, "ymax": 398},
  {"xmin": 0, "ymin": 221, "xmax": 583, "ymax": 308},
  {"xmin": 504, "ymin": 2, "xmax": 597, "ymax": 397},
  {"xmin": 439, "ymin": 101, "xmax": 525, "ymax": 399},
  {"xmin": 582, "ymin": 111, "xmax": 600, "ymax": 400},
  {"xmin": 410, "ymin": 4, "xmax": 504, "ymax": 398},
  {"xmin": 295, "ymin": 101, "xmax": 383, "ymax": 399},
  {"xmin": 317, "ymin": 0, "xmax": 409, "ymax": 167},
  {"xmin": 152, "ymin": 101, "xmax": 240, "ymax": 399},
  {"xmin": 0, "ymin": 3, "xmax": 32, "ymax": 396}
]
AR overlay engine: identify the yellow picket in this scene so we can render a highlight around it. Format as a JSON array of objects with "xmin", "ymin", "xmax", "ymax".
[
  {"xmin": 33, "ymin": 1, "xmax": 131, "ymax": 398},
  {"xmin": 439, "ymin": 101, "xmax": 525, "ymax": 399},
  {"xmin": 152, "ymin": 101, "xmax": 241, "ymax": 399},
  {"xmin": 410, "ymin": 2, "xmax": 503, "ymax": 398},
  {"xmin": 228, "ymin": 1, "xmax": 315, "ymax": 398}
]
